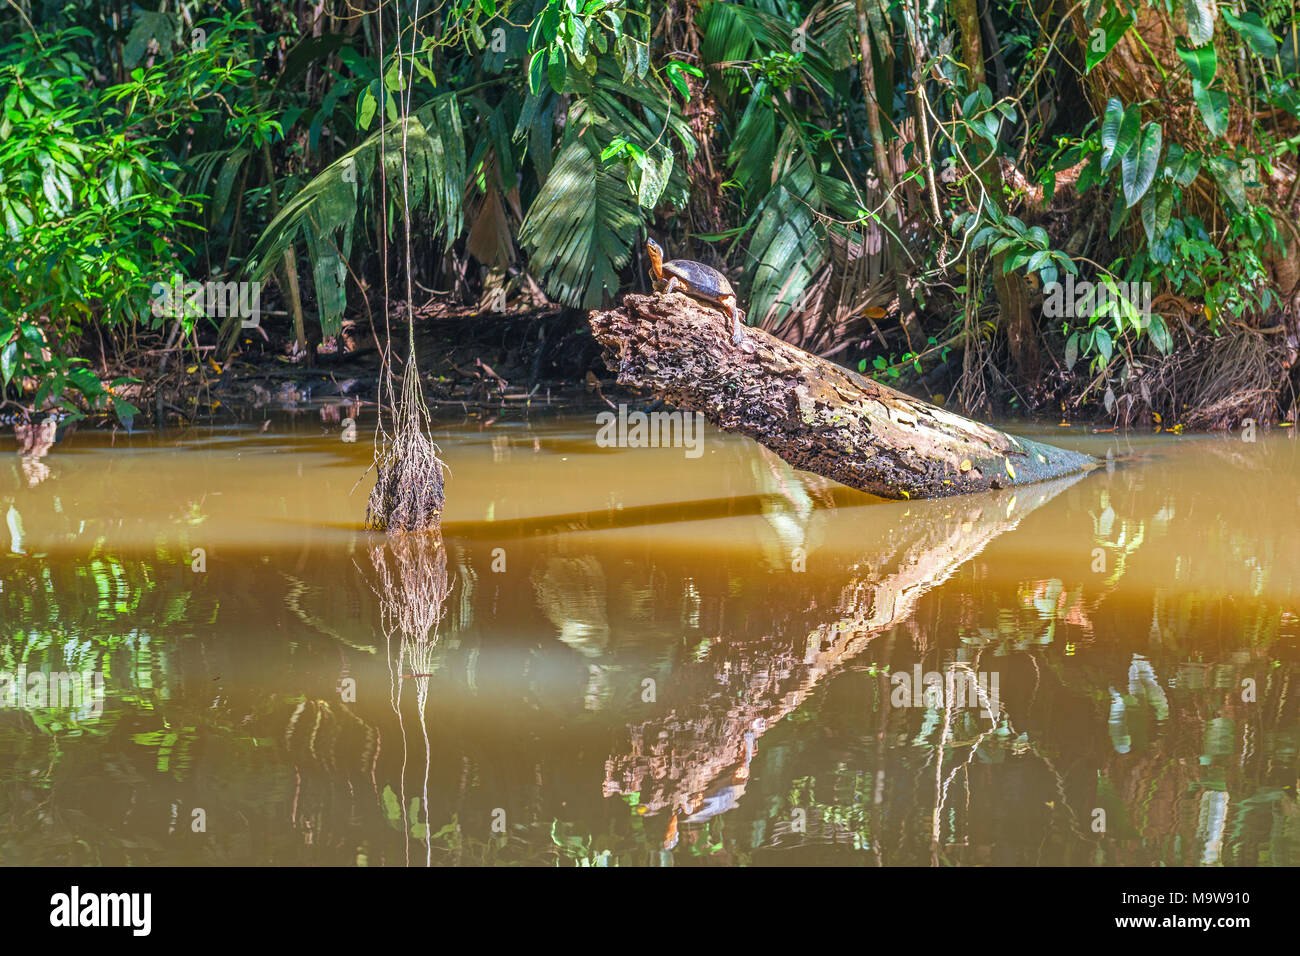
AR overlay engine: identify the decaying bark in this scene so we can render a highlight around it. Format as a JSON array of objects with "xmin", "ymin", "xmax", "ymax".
[{"xmin": 589, "ymin": 293, "xmax": 1098, "ymax": 499}]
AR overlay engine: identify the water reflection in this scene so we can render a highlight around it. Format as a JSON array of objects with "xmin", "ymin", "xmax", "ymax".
[
  {"xmin": 603, "ymin": 471, "xmax": 1083, "ymax": 852},
  {"xmin": 371, "ymin": 535, "xmax": 451, "ymax": 866},
  {"xmin": 0, "ymin": 416, "xmax": 1296, "ymax": 865}
]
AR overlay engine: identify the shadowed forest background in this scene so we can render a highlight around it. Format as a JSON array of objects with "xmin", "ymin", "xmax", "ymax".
[{"xmin": 1, "ymin": 0, "xmax": 1299, "ymax": 429}]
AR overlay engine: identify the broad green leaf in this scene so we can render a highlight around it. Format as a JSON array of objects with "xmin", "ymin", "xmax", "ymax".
[
  {"xmin": 123, "ymin": 10, "xmax": 177, "ymax": 67},
  {"xmin": 636, "ymin": 143, "xmax": 674, "ymax": 209},
  {"xmin": 547, "ymin": 47, "xmax": 567, "ymax": 93},
  {"xmin": 1206, "ymin": 155, "xmax": 1247, "ymax": 210},
  {"xmin": 112, "ymin": 397, "xmax": 140, "ymax": 429},
  {"xmin": 1162, "ymin": 143, "xmax": 1202, "ymax": 185},
  {"xmin": 1065, "ymin": 331, "xmax": 1080, "ymax": 371},
  {"xmin": 357, "ymin": 82, "xmax": 378, "ymax": 130},
  {"xmin": 1122, "ymin": 122, "xmax": 1162, "ymax": 207},
  {"xmin": 1183, "ymin": 0, "xmax": 1216, "ymax": 47},
  {"xmin": 210, "ymin": 148, "xmax": 250, "ymax": 226},
  {"xmin": 1100, "ymin": 99, "xmax": 1140, "ymax": 172},
  {"xmin": 1095, "ymin": 326, "xmax": 1114, "ymax": 363},
  {"xmin": 528, "ymin": 49, "xmax": 547, "ymax": 93},
  {"xmin": 1085, "ymin": 8, "xmax": 1134, "ymax": 73},
  {"xmin": 982, "ymin": 112, "xmax": 1001, "ymax": 144},
  {"xmin": 1, "ymin": 341, "xmax": 16, "ymax": 385},
  {"xmin": 1109, "ymin": 191, "xmax": 1131, "ymax": 238},
  {"xmin": 1222, "ymin": 10, "xmax": 1278, "ymax": 57},
  {"xmin": 1140, "ymin": 187, "xmax": 1173, "ymax": 244},
  {"xmin": 1282, "ymin": 23, "xmax": 1300, "ymax": 76},
  {"xmin": 1148, "ymin": 313, "xmax": 1173, "ymax": 354},
  {"xmin": 1140, "ymin": 193, "xmax": 1157, "ymax": 243},
  {"xmin": 1175, "ymin": 40, "xmax": 1217, "ymax": 85},
  {"xmin": 1192, "ymin": 80, "xmax": 1228, "ymax": 137},
  {"xmin": 1006, "ymin": 250, "xmax": 1032, "ymax": 272}
]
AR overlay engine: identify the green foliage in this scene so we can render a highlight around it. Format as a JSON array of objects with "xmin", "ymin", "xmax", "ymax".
[
  {"xmin": 520, "ymin": 134, "xmax": 642, "ymax": 307},
  {"xmin": 1, "ymin": 0, "xmax": 1298, "ymax": 423},
  {"xmin": 0, "ymin": 29, "xmax": 203, "ymax": 421},
  {"xmin": 242, "ymin": 94, "xmax": 467, "ymax": 336}
]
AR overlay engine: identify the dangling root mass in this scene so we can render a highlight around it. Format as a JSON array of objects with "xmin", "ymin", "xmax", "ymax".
[{"xmin": 365, "ymin": 349, "xmax": 446, "ymax": 533}]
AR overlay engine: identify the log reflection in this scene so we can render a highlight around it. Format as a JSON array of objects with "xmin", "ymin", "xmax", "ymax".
[{"xmin": 604, "ymin": 473, "xmax": 1087, "ymax": 845}]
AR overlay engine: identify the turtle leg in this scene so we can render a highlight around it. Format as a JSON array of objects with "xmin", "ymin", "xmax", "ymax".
[
  {"xmin": 721, "ymin": 295, "xmax": 745, "ymax": 346},
  {"xmin": 664, "ymin": 275, "xmax": 681, "ymax": 295}
]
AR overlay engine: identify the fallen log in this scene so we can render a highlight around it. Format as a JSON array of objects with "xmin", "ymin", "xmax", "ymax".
[{"xmin": 589, "ymin": 293, "xmax": 1098, "ymax": 499}]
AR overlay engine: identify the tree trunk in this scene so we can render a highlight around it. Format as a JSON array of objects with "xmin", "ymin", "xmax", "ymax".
[
  {"xmin": 590, "ymin": 293, "xmax": 1098, "ymax": 500},
  {"xmin": 951, "ymin": 0, "xmax": 1040, "ymax": 382},
  {"xmin": 854, "ymin": 0, "xmax": 923, "ymax": 349}
]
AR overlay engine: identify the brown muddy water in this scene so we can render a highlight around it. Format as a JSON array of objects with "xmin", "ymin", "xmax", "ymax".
[{"xmin": 1, "ymin": 406, "xmax": 1297, "ymax": 866}]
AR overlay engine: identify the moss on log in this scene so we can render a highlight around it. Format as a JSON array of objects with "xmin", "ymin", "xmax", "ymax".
[{"xmin": 589, "ymin": 293, "xmax": 1098, "ymax": 499}]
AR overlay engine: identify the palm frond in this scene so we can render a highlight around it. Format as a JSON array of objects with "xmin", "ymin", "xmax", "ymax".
[
  {"xmin": 239, "ymin": 93, "xmax": 465, "ymax": 337},
  {"xmin": 746, "ymin": 158, "xmax": 826, "ymax": 324},
  {"xmin": 744, "ymin": 121, "xmax": 860, "ymax": 326},
  {"xmin": 699, "ymin": 0, "xmax": 838, "ymax": 93},
  {"xmin": 517, "ymin": 133, "xmax": 640, "ymax": 309}
]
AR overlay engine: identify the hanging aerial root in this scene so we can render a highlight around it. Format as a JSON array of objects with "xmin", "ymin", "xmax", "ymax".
[
  {"xmin": 366, "ymin": 363, "xmax": 447, "ymax": 533},
  {"xmin": 365, "ymin": 431, "xmax": 446, "ymax": 533}
]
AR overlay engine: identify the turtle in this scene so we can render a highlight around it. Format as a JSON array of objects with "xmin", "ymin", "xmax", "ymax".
[{"xmin": 645, "ymin": 238, "xmax": 746, "ymax": 346}]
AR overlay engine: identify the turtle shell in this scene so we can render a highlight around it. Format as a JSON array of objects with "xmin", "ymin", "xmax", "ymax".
[{"xmin": 662, "ymin": 259, "xmax": 733, "ymax": 302}]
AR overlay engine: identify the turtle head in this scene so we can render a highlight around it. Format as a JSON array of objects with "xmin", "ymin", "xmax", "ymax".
[{"xmin": 644, "ymin": 237, "xmax": 664, "ymax": 279}]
